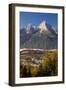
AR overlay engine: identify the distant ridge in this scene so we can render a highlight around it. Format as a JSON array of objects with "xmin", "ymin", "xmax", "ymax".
[{"xmin": 20, "ymin": 20, "xmax": 57, "ymax": 49}]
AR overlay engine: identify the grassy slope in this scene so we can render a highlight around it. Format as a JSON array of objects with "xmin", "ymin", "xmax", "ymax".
[{"xmin": 20, "ymin": 49, "xmax": 58, "ymax": 77}]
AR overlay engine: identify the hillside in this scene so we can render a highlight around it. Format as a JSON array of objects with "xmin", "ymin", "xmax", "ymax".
[
  {"xmin": 20, "ymin": 20, "xmax": 57, "ymax": 49},
  {"xmin": 20, "ymin": 49, "xmax": 58, "ymax": 77}
]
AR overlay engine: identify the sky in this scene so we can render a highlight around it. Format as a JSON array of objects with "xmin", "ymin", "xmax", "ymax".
[{"xmin": 20, "ymin": 12, "xmax": 58, "ymax": 30}]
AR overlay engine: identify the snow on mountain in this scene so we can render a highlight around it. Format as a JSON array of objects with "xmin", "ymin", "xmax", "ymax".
[
  {"xmin": 38, "ymin": 21, "xmax": 49, "ymax": 33},
  {"xmin": 26, "ymin": 24, "xmax": 37, "ymax": 34},
  {"xmin": 38, "ymin": 20, "xmax": 57, "ymax": 36},
  {"xmin": 26, "ymin": 24, "xmax": 33, "ymax": 34},
  {"xmin": 20, "ymin": 20, "xmax": 57, "ymax": 49}
]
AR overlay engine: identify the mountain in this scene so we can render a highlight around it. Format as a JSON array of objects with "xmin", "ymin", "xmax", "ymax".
[
  {"xmin": 26, "ymin": 24, "xmax": 36, "ymax": 34},
  {"xmin": 20, "ymin": 21, "xmax": 57, "ymax": 49},
  {"xmin": 20, "ymin": 24, "xmax": 38, "ymax": 45},
  {"xmin": 38, "ymin": 21, "xmax": 57, "ymax": 36}
]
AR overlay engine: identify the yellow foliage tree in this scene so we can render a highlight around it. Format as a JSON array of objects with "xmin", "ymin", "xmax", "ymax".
[{"xmin": 41, "ymin": 51, "xmax": 58, "ymax": 76}]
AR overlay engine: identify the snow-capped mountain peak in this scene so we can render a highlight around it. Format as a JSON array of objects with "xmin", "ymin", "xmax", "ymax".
[
  {"xmin": 38, "ymin": 21, "xmax": 47, "ymax": 30},
  {"xmin": 20, "ymin": 20, "xmax": 57, "ymax": 49},
  {"xmin": 38, "ymin": 20, "xmax": 51, "ymax": 34},
  {"xmin": 26, "ymin": 24, "xmax": 33, "ymax": 34},
  {"xmin": 37, "ymin": 20, "xmax": 57, "ymax": 36}
]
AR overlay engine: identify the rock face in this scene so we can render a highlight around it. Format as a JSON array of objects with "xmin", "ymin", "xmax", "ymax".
[{"xmin": 20, "ymin": 20, "xmax": 58, "ymax": 49}]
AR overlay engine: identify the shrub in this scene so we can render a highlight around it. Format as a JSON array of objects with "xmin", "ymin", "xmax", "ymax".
[
  {"xmin": 41, "ymin": 51, "xmax": 58, "ymax": 76},
  {"xmin": 30, "ymin": 65, "xmax": 39, "ymax": 77},
  {"xmin": 20, "ymin": 50, "xmax": 58, "ymax": 77}
]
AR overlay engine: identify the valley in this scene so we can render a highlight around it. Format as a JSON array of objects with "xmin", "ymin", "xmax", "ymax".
[
  {"xmin": 20, "ymin": 48, "xmax": 58, "ymax": 77},
  {"xmin": 20, "ymin": 20, "xmax": 58, "ymax": 77}
]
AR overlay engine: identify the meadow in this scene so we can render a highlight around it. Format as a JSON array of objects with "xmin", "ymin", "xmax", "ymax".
[{"xmin": 20, "ymin": 49, "xmax": 58, "ymax": 77}]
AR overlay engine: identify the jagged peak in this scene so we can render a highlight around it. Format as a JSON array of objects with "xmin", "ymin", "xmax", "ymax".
[
  {"xmin": 38, "ymin": 20, "xmax": 50, "ymax": 33},
  {"xmin": 26, "ymin": 24, "xmax": 33, "ymax": 34},
  {"xmin": 37, "ymin": 20, "xmax": 57, "ymax": 35}
]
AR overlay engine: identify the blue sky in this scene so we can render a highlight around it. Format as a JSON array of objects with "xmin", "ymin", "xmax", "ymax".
[{"xmin": 20, "ymin": 12, "xmax": 58, "ymax": 30}]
